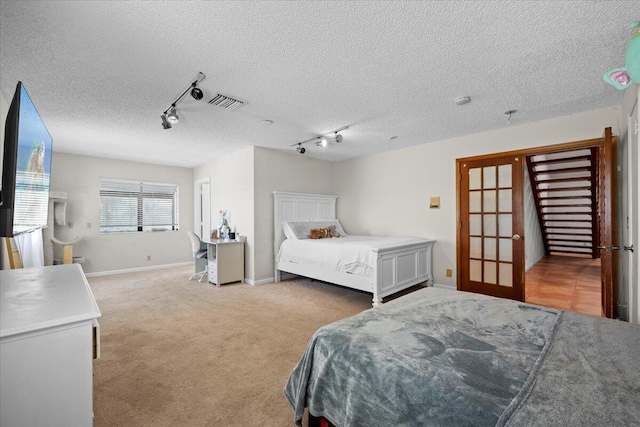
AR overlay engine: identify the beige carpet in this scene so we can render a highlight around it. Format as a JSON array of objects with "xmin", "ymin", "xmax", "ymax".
[{"xmin": 89, "ymin": 266, "xmax": 374, "ymax": 426}]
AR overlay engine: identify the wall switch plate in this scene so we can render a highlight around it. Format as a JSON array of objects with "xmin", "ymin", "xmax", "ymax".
[
  {"xmin": 430, "ymin": 197, "xmax": 440, "ymax": 208},
  {"xmin": 446, "ymin": 268, "xmax": 453, "ymax": 277}
]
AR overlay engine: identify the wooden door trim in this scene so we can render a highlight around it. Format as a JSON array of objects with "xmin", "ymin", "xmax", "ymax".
[{"xmin": 456, "ymin": 130, "xmax": 617, "ymax": 316}]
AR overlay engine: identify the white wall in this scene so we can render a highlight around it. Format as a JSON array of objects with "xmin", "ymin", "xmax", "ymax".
[
  {"xmin": 49, "ymin": 152, "xmax": 194, "ymax": 274},
  {"xmin": 334, "ymin": 107, "xmax": 620, "ymax": 287},
  {"xmin": 194, "ymin": 146, "xmax": 333, "ymax": 284},
  {"xmin": 253, "ymin": 147, "xmax": 334, "ymax": 282},
  {"xmin": 524, "ymin": 166, "xmax": 545, "ymax": 271},
  {"xmin": 194, "ymin": 146, "xmax": 255, "ymax": 279}
]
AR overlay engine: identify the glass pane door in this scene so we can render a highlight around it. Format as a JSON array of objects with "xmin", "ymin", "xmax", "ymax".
[{"xmin": 459, "ymin": 155, "xmax": 524, "ymax": 300}]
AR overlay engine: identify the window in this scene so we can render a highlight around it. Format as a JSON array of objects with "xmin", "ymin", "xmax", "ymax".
[{"xmin": 99, "ymin": 178, "xmax": 179, "ymax": 233}]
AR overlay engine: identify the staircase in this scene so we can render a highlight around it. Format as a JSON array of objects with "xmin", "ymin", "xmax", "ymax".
[{"xmin": 526, "ymin": 148, "xmax": 598, "ymax": 258}]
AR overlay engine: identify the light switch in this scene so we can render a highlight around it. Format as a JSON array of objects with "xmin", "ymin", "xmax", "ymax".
[{"xmin": 430, "ymin": 197, "xmax": 440, "ymax": 209}]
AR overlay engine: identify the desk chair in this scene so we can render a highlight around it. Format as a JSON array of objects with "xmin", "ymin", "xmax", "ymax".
[{"xmin": 187, "ymin": 231, "xmax": 208, "ymax": 282}]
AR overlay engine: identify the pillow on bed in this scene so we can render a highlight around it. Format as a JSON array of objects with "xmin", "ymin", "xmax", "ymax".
[{"xmin": 283, "ymin": 220, "xmax": 347, "ymax": 239}]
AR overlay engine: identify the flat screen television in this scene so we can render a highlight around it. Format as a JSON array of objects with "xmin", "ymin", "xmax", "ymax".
[{"xmin": 0, "ymin": 82, "xmax": 53, "ymax": 237}]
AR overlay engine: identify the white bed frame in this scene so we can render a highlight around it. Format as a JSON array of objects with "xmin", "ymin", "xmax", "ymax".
[{"xmin": 273, "ymin": 191, "xmax": 435, "ymax": 307}]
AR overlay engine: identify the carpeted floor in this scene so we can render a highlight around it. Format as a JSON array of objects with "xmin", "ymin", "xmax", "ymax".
[{"xmin": 89, "ymin": 266, "xmax": 374, "ymax": 426}]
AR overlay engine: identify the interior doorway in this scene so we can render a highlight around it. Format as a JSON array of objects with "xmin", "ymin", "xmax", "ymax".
[
  {"xmin": 456, "ymin": 129, "xmax": 616, "ymax": 318},
  {"xmin": 194, "ymin": 178, "xmax": 211, "ymax": 240}
]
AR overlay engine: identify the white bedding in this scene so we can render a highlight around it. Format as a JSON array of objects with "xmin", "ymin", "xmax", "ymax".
[{"xmin": 276, "ymin": 235, "xmax": 428, "ymax": 278}]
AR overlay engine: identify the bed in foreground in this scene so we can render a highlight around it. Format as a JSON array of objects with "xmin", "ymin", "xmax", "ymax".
[{"xmin": 284, "ymin": 288, "xmax": 640, "ymax": 426}]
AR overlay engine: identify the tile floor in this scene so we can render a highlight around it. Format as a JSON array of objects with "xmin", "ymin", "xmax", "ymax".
[{"xmin": 525, "ymin": 255, "xmax": 602, "ymax": 317}]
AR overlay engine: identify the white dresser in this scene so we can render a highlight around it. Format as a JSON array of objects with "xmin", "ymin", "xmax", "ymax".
[{"xmin": 0, "ymin": 264, "xmax": 101, "ymax": 427}]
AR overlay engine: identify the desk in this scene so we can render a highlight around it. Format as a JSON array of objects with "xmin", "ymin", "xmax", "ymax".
[
  {"xmin": 0, "ymin": 264, "xmax": 101, "ymax": 427},
  {"xmin": 206, "ymin": 239, "xmax": 245, "ymax": 287}
]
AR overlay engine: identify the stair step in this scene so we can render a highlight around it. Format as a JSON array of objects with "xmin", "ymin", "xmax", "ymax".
[
  {"xmin": 533, "ymin": 166, "xmax": 592, "ymax": 175},
  {"xmin": 547, "ymin": 239, "xmax": 592, "ymax": 246},
  {"xmin": 539, "ymin": 195, "xmax": 592, "ymax": 200},
  {"xmin": 536, "ymin": 177, "xmax": 592, "ymax": 185},
  {"xmin": 548, "ymin": 244, "xmax": 592, "ymax": 251},
  {"xmin": 538, "ymin": 186, "xmax": 592, "ymax": 192},
  {"xmin": 530, "ymin": 155, "xmax": 591, "ymax": 166},
  {"xmin": 541, "ymin": 204, "xmax": 592, "ymax": 209},
  {"xmin": 542, "ymin": 212, "xmax": 592, "ymax": 216},
  {"xmin": 544, "ymin": 218, "xmax": 591, "ymax": 224}
]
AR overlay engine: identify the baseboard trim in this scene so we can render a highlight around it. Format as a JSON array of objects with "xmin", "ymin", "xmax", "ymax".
[
  {"xmin": 85, "ymin": 262, "xmax": 192, "ymax": 278},
  {"xmin": 432, "ymin": 283, "xmax": 455, "ymax": 290},
  {"xmin": 245, "ymin": 277, "xmax": 275, "ymax": 286}
]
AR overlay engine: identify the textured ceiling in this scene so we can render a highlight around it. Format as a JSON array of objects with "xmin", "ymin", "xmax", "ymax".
[{"xmin": 0, "ymin": 1, "xmax": 636, "ymax": 167}]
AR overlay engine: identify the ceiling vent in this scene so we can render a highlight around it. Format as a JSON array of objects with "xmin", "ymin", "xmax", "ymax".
[{"xmin": 208, "ymin": 93, "xmax": 246, "ymax": 111}]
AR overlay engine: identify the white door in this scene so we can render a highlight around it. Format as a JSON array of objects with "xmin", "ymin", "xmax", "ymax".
[
  {"xmin": 628, "ymin": 100, "xmax": 639, "ymax": 324},
  {"xmin": 194, "ymin": 178, "xmax": 211, "ymax": 239}
]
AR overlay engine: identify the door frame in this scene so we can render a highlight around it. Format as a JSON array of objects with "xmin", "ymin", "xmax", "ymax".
[
  {"xmin": 456, "ymin": 131, "xmax": 617, "ymax": 316},
  {"xmin": 194, "ymin": 177, "xmax": 211, "ymax": 240}
]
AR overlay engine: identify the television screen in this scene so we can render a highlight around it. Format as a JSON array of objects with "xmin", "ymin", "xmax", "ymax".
[{"xmin": 0, "ymin": 82, "xmax": 53, "ymax": 236}]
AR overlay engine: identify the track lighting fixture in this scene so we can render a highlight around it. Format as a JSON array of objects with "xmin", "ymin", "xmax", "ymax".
[
  {"xmin": 166, "ymin": 106, "xmax": 179, "ymax": 123},
  {"xmin": 161, "ymin": 114, "xmax": 172, "ymax": 129},
  {"xmin": 291, "ymin": 125, "xmax": 349, "ymax": 153},
  {"xmin": 161, "ymin": 72, "xmax": 206, "ymax": 129}
]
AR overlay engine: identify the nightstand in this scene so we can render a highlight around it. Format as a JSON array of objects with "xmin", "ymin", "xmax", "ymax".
[{"xmin": 206, "ymin": 239, "xmax": 245, "ymax": 287}]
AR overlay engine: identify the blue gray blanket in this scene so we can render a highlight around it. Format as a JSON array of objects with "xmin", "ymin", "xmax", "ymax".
[{"xmin": 284, "ymin": 288, "xmax": 640, "ymax": 426}]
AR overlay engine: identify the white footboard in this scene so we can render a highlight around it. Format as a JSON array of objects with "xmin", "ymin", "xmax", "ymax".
[{"xmin": 371, "ymin": 240, "xmax": 435, "ymax": 306}]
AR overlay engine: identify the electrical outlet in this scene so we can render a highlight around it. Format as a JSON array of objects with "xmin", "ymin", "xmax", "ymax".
[
  {"xmin": 147, "ymin": 255, "xmax": 151, "ymax": 261},
  {"xmin": 68, "ymin": 221, "xmax": 73, "ymax": 228},
  {"xmin": 446, "ymin": 269, "xmax": 453, "ymax": 277}
]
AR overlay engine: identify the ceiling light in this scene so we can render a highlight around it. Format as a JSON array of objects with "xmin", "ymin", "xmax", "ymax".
[
  {"xmin": 455, "ymin": 96, "xmax": 471, "ymax": 105},
  {"xmin": 166, "ymin": 106, "xmax": 179, "ymax": 123},
  {"xmin": 191, "ymin": 87, "xmax": 204, "ymax": 100},
  {"xmin": 161, "ymin": 114, "xmax": 172, "ymax": 130},
  {"xmin": 505, "ymin": 109, "xmax": 517, "ymax": 123},
  {"xmin": 318, "ymin": 136, "xmax": 331, "ymax": 147},
  {"xmin": 291, "ymin": 125, "xmax": 349, "ymax": 152},
  {"xmin": 261, "ymin": 120, "xmax": 273, "ymax": 126},
  {"xmin": 161, "ymin": 72, "xmax": 205, "ymax": 129}
]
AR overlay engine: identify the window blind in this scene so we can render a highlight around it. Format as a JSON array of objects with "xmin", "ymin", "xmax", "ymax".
[{"xmin": 99, "ymin": 178, "xmax": 179, "ymax": 233}]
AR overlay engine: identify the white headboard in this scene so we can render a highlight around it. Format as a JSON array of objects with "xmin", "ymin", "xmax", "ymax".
[{"xmin": 273, "ymin": 191, "xmax": 337, "ymax": 255}]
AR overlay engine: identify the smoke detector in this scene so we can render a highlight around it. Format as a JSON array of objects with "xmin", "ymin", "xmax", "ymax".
[{"xmin": 455, "ymin": 96, "xmax": 471, "ymax": 105}]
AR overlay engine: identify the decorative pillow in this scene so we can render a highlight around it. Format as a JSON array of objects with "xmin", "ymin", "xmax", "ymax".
[
  {"xmin": 308, "ymin": 225, "xmax": 339, "ymax": 239},
  {"xmin": 283, "ymin": 220, "xmax": 347, "ymax": 239}
]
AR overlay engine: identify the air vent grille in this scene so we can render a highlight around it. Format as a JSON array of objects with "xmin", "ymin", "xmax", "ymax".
[{"xmin": 208, "ymin": 93, "xmax": 246, "ymax": 111}]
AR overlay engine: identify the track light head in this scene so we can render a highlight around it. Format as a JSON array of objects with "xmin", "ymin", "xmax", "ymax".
[
  {"xmin": 161, "ymin": 114, "xmax": 172, "ymax": 129},
  {"xmin": 167, "ymin": 106, "xmax": 179, "ymax": 123},
  {"xmin": 296, "ymin": 144, "xmax": 306, "ymax": 154},
  {"xmin": 333, "ymin": 133, "xmax": 343, "ymax": 143},
  {"xmin": 191, "ymin": 87, "xmax": 204, "ymax": 100},
  {"xmin": 317, "ymin": 136, "xmax": 331, "ymax": 147}
]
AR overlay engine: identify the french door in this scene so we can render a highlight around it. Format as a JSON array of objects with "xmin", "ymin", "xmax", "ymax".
[{"xmin": 458, "ymin": 155, "xmax": 525, "ymax": 300}]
